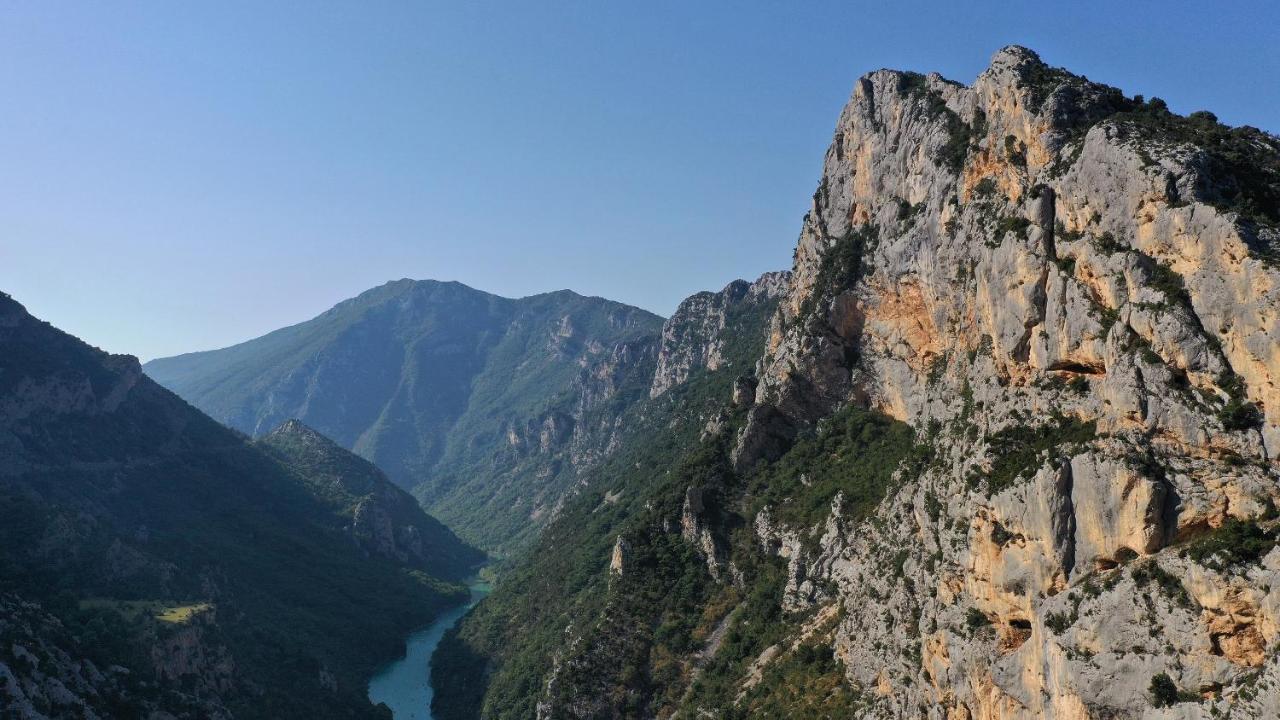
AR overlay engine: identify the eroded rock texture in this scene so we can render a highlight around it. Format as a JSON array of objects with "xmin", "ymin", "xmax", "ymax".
[
  {"xmin": 737, "ymin": 46, "xmax": 1280, "ymax": 718},
  {"xmin": 651, "ymin": 272, "xmax": 790, "ymax": 398}
]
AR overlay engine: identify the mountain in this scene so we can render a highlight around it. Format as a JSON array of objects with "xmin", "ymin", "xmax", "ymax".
[
  {"xmin": 649, "ymin": 272, "xmax": 790, "ymax": 399},
  {"xmin": 430, "ymin": 269, "xmax": 792, "ymax": 719},
  {"xmin": 254, "ymin": 419, "xmax": 484, "ymax": 578},
  {"xmin": 144, "ymin": 279, "xmax": 664, "ymax": 551},
  {"xmin": 432, "ymin": 47, "xmax": 1280, "ymax": 719},
  {"xmin": 0, "ymin": 291, "xmax": 477, "ymax": 719}
]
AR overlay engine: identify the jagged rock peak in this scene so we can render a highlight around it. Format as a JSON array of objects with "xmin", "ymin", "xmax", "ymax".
[
  {"xmin": 263, "ymin": 418, "xmax": 327, "ymax": 442},
  {"xmin": 431, "ymin": 47, "xmax": 1280, "ymax": 720},
  {"xmin": 650, "ymin": 270, "xmax": 791, "ymax": 398},
  {"xmin": 726, "ymin": 46, "xmax": 1280, "ymax": 716},
  {"xmin": 746, "ymin": 44, "xmax": 1280, "ymax": 465},
  {"xmin": 985, "ymin": 44, "xmax": 1046, "ymax": 73}
]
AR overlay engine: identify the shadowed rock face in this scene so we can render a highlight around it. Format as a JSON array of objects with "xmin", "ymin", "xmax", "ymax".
[
  {"xmin": 0, "ymin": 594, "xmax": 172, "ymax": 719},
  {"xmin": 435, "ymin": 47, "xmax": 1280, "ymax": 720}
]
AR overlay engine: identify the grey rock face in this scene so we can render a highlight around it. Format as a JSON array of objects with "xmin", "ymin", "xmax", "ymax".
[
  {"xmin": 731, "ymin": 375, "xmax": 758, "ymax": 407},
  {"xmin": 433, "ymin": 46, "xmax": 1280, "ymax": 720},
  {"xmin": 681, "ymin": 486, "xmax": 728, "ymax": 581},
  {"xmin": 650, "ymin": 271, "xmax": 790, "ymax": 398},
  {"xmin": 0, "ymin": 594, "xmax": 232, "ymax": 720},
  {"xmin": 729, "ymin": 46, "xmax": 1280, "ymax": 718},
  {"xmin": 609, "ymin": 536, "xmax": 629, "ymax": 576}
]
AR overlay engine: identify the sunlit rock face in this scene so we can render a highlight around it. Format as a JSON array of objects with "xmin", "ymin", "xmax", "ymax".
[
  {"xmin": 650, "ymin": 271, "xmax": 790, "ymax": 399},
  {"xmin": 732, "ymin": 45, "xmax": 1280, "ymax": 717}
]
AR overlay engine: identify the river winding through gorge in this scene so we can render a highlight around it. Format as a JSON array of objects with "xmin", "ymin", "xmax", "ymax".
[{"xmin": 367, "ymin": 580, "xmax": 490, "ymax": 719}]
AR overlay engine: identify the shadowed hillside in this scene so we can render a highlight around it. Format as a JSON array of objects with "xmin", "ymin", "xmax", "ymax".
[{"xmin": 0, "ymin": 290, "xmax": 477, "ymax": 719}]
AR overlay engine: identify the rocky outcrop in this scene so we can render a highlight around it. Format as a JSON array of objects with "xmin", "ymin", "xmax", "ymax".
[
  {"xmin": 731, "ymin": 375, "xmax": 758, "ymax": 407},
  {"xmin": 150, "ymin": 611, "xmax": 235, "ymax": 694},
  {"xmin": 750, "ymin": 46, "xmax": 1277, "ymax": 452},
  {"xmin": 650, "ymin": 272, "xmax": 790, "ymax": 398},
  {"xmin": 682, "ymin": 487, "xmax": 728, "ymax": 581},
  {"xmin": 609, "ymin": 536, "xmax": 629, "ymax": 576},
  {"xmin": 0, "ymin": 594, "xmax": 232, "ymax": 720},
  {"xmin": 729, "ymin": 46, "xmax": 1280, "ymax": 718},
  {"xmin": 425, "ymin": 47, "xmax": 1280, "ymax": 720}
]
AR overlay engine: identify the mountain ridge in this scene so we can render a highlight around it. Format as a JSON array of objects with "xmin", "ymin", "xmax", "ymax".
[
  {"xmin": 432, "ymin": 45, "xmax": 1280, "ymax": 719},
  {"xmin": 254, "ymin": 417, "xmax": 485, "ymax": 579},
  {"xmin": 144, "ymin": 278, "xmax": 668, "ymax": 550},
  {"xmin": 150, "ymin": 279, "xmax": 658, "ymax": 365},
  {"xmin": 0, "ymin": 289, "xmax": 477, "ymax": 718}
]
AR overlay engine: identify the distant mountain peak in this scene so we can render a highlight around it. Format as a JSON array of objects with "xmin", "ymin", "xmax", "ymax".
[
  {"xmin": 145, "ymin": 279, "xmax": 668, "ymax": 550},
  {"xmin": 263, "ymin": 417, "xmax": 327, "ymax": 442},
  {"xmin": 0, "ymin": 289, "xmax": 478, "ymax": 717}
]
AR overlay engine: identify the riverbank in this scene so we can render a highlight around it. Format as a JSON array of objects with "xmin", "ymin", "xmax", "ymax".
[{"xmin": 368, "ymin": 579, "xmax": 491, "ymax": 719}]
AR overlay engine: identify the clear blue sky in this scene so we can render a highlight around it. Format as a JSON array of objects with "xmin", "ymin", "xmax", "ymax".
[{"xmin": 2, "ymin": 2, "xmax": 1276, "ymax": 360}]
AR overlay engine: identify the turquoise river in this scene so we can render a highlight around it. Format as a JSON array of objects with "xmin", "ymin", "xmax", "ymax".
[{"xmin": 368, "ymin": 581, "xmax": 490, "ymax": 719}]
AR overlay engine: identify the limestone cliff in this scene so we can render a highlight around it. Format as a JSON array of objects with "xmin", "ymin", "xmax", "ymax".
[
  {"xmin": 736, "ymin": 45, "xmax": 1280, "ymax": 718},
  {"xmin": 650, "ymin": 272, "xmax": 791, "ymax": 398}
]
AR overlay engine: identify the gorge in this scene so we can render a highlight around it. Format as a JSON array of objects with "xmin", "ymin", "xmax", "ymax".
[
  {"xmin": 4, "ymin": 43, "xmax": 1280, "ymax": 720},
  {"xmin": 368, "ymin": 580, "xmax": 491, "ymax": 720}
]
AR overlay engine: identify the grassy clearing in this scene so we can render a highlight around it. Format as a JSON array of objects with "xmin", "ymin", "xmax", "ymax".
[{"xmin": 79, "ymin": 599, "xmax": 213, "ymax": 625}]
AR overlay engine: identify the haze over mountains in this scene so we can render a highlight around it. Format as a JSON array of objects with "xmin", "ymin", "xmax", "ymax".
[
  {"xmin": 0, "ymin": 251, "xmax": 789, "ymax": 718},
  {"xmin": 0, "ymin": 264, "xmax": 789, "ymax": 718},
  {"xmin": 145, "ymin": 278, "xmax": 775, "ymax": 551}
]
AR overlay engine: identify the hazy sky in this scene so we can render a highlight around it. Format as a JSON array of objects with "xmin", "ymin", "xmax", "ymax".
[{"xmin": 3, "ymin": 2, "xmax": 1277, "ymax": 360}]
